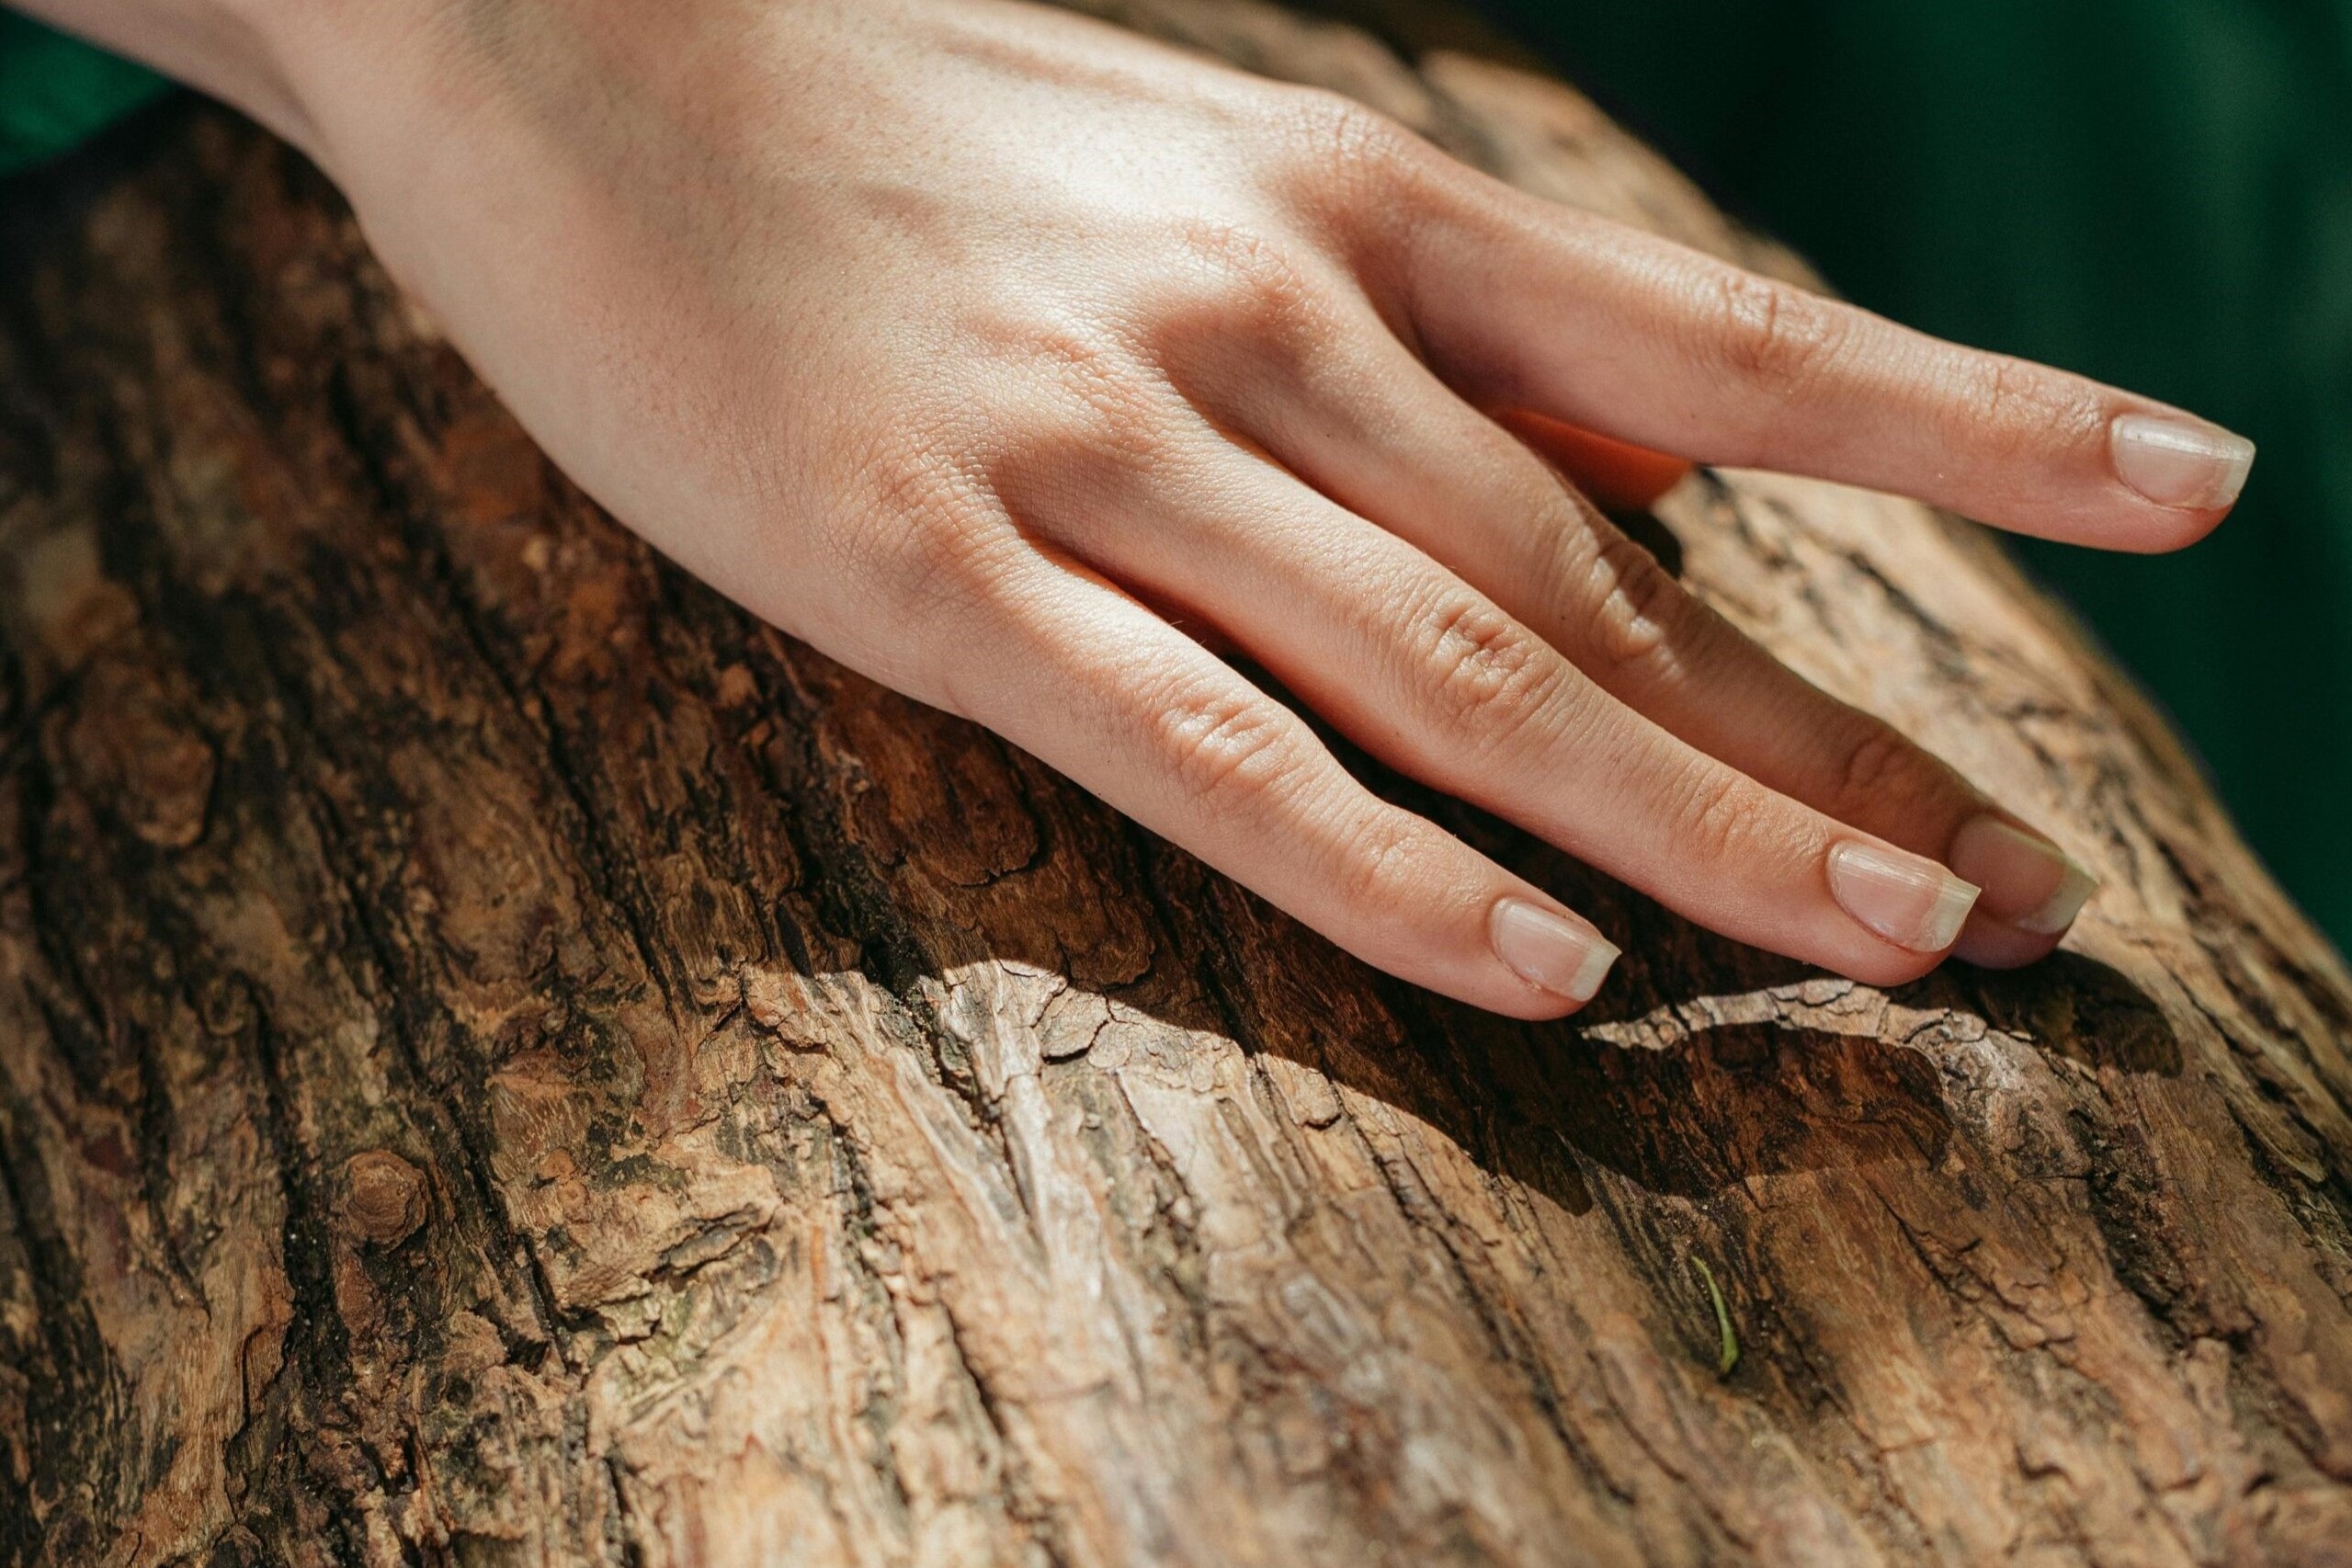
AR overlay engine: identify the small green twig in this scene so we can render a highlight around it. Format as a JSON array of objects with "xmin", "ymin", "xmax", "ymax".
[{"xmin": 1691, "ymin": 1257, "xmax": 1740, "ymax": 1377}]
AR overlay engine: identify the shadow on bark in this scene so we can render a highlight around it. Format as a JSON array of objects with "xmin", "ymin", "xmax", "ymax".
[{"xmin": 7, "ymin": 40, "xmax": 2347, "ymax": 1566}]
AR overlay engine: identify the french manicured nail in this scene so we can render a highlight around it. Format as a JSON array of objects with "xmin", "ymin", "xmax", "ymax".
[
  {"xmin": 1827, "ymin": 842, "xmax": 1980, "ymax": 953},
  {"xmin": 1949, "ymin": 816, "xmax": 2098, "ymax": 936},
  {"xmin": 2110, "ymin": 414, "xmax": 2255, "ymax": 510},
  {"xmin": 1491, "ymin": 898, "xmax": 1619, "ymax": 1003}
]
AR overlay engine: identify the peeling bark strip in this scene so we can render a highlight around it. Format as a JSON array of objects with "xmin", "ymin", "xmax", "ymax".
[{"xmin": 3, "ymin": 1, "xmax": 2350, "ymax": 1563}]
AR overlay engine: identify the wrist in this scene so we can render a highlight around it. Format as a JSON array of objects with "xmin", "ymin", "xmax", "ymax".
[{"xmin": 206, "ymin": 0, "xmax": 443, "ymax": 176}]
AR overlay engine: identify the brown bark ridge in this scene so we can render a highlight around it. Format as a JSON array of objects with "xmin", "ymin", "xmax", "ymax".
[{"xmin": 3, "ymin": 3, "xmax": 2350, "ymax": 1564}]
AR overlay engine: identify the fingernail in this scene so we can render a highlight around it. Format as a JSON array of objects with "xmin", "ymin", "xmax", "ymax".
[
  {"xmin": 1949, "ymin": 816, "xmax": 2099, "ymax": 936},
  {"xmin": 2110, "ymin": 414, "xmax": 2255, "ymax": 510},
  {"xmin": 1490, "ymin": 898, "xmax": 1619, "ymax": 1003},
  {"xmin": 1827, "ymin": 842, "xmax": 1980, "ymax": 953}
]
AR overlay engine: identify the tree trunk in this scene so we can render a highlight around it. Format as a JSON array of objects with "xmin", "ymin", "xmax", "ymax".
[{"xmin": 4, "ymin": 4, "xmax": 2350, "ymax": 1564}]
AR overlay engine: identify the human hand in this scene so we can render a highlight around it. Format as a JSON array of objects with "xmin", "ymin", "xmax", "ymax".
[{"xmin": 184, "ymin": 0, "xmax": 2249, "ymax": 1016}]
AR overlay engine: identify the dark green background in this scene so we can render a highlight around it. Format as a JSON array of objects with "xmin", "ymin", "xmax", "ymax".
[
  {"xmin": 6, "ymin": 4, "xmax": 2349, "ymax": 953},
  {"xmin": 1476, "ymin": 0, "xmax": 2352, "ymax": 954},
  {"xmin": 0, "ymin": 12, "xmax": 165, "ymax": 176}
]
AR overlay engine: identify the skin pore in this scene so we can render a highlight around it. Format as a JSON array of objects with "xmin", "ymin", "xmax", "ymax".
[{"xmin": 19, "ymin": 0, "xmax": 2254, "ymax": 1017}]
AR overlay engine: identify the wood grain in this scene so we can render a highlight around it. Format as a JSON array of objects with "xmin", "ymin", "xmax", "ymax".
[{"xmin": 3, "ymin": 3, "xmax": 2348, "ymax": 1563}]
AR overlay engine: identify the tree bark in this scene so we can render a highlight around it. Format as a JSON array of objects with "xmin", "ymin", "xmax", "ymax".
[{"xmin": 4, "ymin": 3, "xmax": 2351, "ymax": 1564}]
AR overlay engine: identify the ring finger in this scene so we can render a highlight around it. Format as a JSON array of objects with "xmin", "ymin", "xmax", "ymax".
[
  {"xmin": 1194, "ymin": 317, "xmax": 2098, "ymax": 961},
  {"xmin": 1012, "ymin": 433, "xmax": 1991, "ymax": 986}
]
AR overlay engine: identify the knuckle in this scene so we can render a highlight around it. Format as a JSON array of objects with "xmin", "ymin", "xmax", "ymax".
[
  {"xmin": 1256, "ymin": 88, "xmax": 1436, "ymax": 241},
  {"xmin": 1971, "ymin": 353, "xmax": 2027, "ymax": 434},
  {"xmin": 1329, "ymin": 810, "xmax": 1428, "ymax": 911},
  {"xmin": 1833, "ymin": 717, "xmax": 1959, "ymax": 822},
  {"xmin": 848, "ymin": 434, "xmax": 1018, "ymax": 616},
  {"xmin": 1151, "ymin": 217, "xmax": 1335, "ymax": 367},
  {"xmin": 1571, "ymin": 526, "xmax": 1694, "ymax": 681},
  {"xmin": 1678, "ymin": 767, "xmax": 1774, "ymax": 866},
  {"xmin": 1412, "ymin": 593, "xmax": 1566, "ymax": 752},
  {"xmin": 893, "ymin": 500, "xmax": 1023, "ymax": 619},
  {"xmin": 1153, "ymin": 681, "xmax": 1303, "ymax": 818},
  {"xmin": 1835, "ymin": 720, "xmax": 1915, "ymax": 804},
  {"xmin": 1275, "ymin": 89, "xmax": 1418, "ymax": 180},
  {"xmin": 1701, "ymin": 268, "xmax": 1846, "ymax": 404},
  {"xmin": 994, "ymin": 324, "xmax": 1180, "ymax": 494},
  {"xmin": 1958, "ymin": 353, "xmax": 2106, "ymax": 455}
]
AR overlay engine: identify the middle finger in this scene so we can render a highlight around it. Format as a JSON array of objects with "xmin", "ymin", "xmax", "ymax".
[
  {"xmin": 1197, "ymin": 317, "xmax": 2099, "ymax": 959},
  {"xmin": 1016, "ymin": 432, "xmax": 1987, "ymax": 984}
]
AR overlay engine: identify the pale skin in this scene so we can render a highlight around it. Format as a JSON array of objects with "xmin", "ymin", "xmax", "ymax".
[{"xmin": 29, "ymin": 0, "xmax": 2256, "ymax": 1017}]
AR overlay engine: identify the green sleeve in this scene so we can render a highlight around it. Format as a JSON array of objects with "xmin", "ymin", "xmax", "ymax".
[{"xmin": 0, "ymin": 11, "xmax": 167, "ymax": 176}]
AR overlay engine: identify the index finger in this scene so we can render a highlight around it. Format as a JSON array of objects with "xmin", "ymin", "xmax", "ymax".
[{"xmin": 1378, "ymin": 163, "xmax": 2252, "ymax": 552}]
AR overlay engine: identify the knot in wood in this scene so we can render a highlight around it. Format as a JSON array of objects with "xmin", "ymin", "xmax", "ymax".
[{"xmin": 338, "ymin": 1150, "xmax": 428, "ymax": 1247}]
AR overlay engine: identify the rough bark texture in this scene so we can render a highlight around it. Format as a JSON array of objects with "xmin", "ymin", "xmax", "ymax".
[{"xmin": 5, "ymin": 3, "xmax": 2352, "ymax": 1564}]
